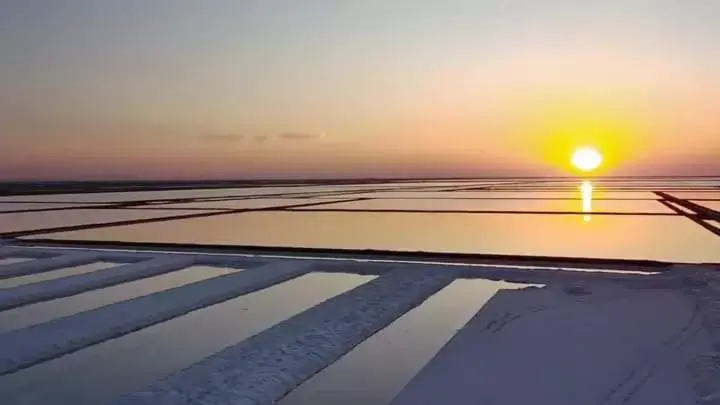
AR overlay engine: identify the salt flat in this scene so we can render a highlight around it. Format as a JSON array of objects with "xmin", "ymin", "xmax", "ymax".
[
  {"xmin": 391, "ymin": 282, "xmax": 708, "ymax": 405},
  {"xmin": 0, "ymin": 178, "xmax": 718, "ymax": 404}
]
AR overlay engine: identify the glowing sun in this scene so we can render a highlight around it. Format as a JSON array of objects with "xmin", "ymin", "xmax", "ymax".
[{"xmin": 572, "ymin": 147, "xmax": 603, "ymax": 172}]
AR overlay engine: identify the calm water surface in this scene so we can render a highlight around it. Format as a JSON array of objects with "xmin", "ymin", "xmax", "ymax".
[
  {"xmin": 0, "ymin": 265, "xmax": 242, "ymax": 333},
  {"xmin": 0, "ymin": 273, "xmax": 373, "ymax": 405},
  {"xmin": 278, "ymin": 279, "xmax": 533, "ymax": 405},
  {"xmin": 0, "ymin": 262, "xmax": 118, "ymax": 289}
]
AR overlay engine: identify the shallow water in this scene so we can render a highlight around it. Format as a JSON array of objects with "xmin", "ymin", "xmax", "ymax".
[
  {"xmin": 29, "ymin": 211, "xmax": 720, "ymax": 262},
  {"xmin": 278, "ymin": 279, "xmax": 532, "ymax": 405},
  {"xmin": 345, "ymin": 191, "xmax": 660, "ymax": 199},
  {"xmin": 0, "ymin": 262, "xmax": 119, "ymax": 289},
  {"xmin": 298, "ymin": 198, "xmax": 672, "ymax": 213},
  {"xmin": 2, "ymin": 179, "xmax": 719, "ymax": 405},
  {"xmin": 0, "ymin": 265, "xmax": 243, "ymax": 333},
  {"xmin": 155, "ymin": 198, "xmax": 350, "ymax": 210},
  {"xmin": 0, "ymin": 185, "xmax": 420, "ymax": 204},
  {"xmin": 0, "ymin": 203, "xmax": 90, "ymax": 212},
  {"xmin": 694, "ymin": 200, "xmax": 720, "ymax": 211},
  {"xmin": 2, "ymin": 209, "xmax": 206, "ymax": 233},
  {"xmin": 0, "ymin": 273, "xmax": 373, "ymax": 405},
  {"xmin": 0, "ymin": 258, "xmax": 34, "ymax": 266},
  {"xmin": 664, "ymin": 191, "xmax": 720, "ymax": 200}
]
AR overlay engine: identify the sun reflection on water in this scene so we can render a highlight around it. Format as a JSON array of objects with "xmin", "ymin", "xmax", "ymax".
[{"xmin": 580, "ymin": 180, "xmax": 593, "ymax": 222}]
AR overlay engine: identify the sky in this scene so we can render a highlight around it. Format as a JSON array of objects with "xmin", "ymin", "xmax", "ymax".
[{"xmin": 1, "ymin": 0, "xmax": 719, "ymax": 180}]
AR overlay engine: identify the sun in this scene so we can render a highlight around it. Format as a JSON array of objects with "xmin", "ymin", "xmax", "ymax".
[{"xmin": 572, "ymin": 147, "xmax": 603, "ymax": 172}]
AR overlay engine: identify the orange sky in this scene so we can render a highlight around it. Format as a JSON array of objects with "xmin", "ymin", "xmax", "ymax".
[{"xmin": 1, "ymin": 2, "xmax": 719, "ymax": 180}]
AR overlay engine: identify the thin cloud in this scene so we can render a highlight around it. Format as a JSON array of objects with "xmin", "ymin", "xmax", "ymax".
[
  {"xmin": 253, "ymin": 135, "xmax": 270, "ymax": 143},
  {"xmin": 278, "ymin": 132, "xmax": 325, "ymax": 140},
  {"xmin": 201, "ymin": 133, "xmax": 246, "ymax": 142},
  {"xmin": 199, "ymin": 131, "xmax": 325, "ymax": 144}
]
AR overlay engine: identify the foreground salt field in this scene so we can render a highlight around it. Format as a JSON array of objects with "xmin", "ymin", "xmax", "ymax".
[
  {"xmin": 0, "ymin": 178, "xmax": 719, "ymax": 404},
  {"xmin": 0, "ymin": 242, "xmax": 717, "ymax": 405},
  {"xmin": 391, "ymin": 282, "xmax": 707, "ymax": 405}
]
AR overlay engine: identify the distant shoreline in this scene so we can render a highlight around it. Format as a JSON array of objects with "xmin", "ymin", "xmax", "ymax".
[
  {"xmin": 1, "ymin": 175, "xmax": 718, "ymax": 196},
  {"xmin": 3, "ymin": 174, "xmax": 720, "ymax": 182}
]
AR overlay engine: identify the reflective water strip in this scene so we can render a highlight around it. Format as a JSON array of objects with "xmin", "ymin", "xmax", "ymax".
[
  {"xmin": 0, "ymin": 260, "xmax": 313, "ymax": 375},
  {"xmin": 111, "ymin": 266, "xmax": 458, "ymax": 405}
]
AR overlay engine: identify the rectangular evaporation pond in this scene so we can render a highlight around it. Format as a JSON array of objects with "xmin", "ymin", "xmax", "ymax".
[
  {"xmin": 337, "ymin": 191, "xmax": 573, "ymax": 199},
  {"xmin": 0, "ymin": 273, "xmax": 373, "ymax": 405},
  {"xmin": 663, "ymin": 201, "xmax": 695, "ymax": 214},
  {"xmin": 0, "ymin": 188, "xmax": 302, "ymax": 203},
  {"xmin": 587, "ymin": 184, "xmax": 702, "ymax": 189},
  {"xmin": 0, "ymin": 186, "xmax": 382, "ymax": 204},
  {"xmin": 693, "ymin": 200, "xmax": 720, "ymax": 211},
  {"xmin": 593, "ymin": 180, "xmax": 719, "ymax": 186},
  {"xmin": 665, "ymin": 192, "xmax": 720, "ymax": 200},
  {"xmin": 0, "ymin": 265, "xmax": 242, "ymax": 333},
  {"xmin": 261, "ymin": 185, "xmax": 392, "ymax": 193},
  {"xmin": 155, "ymin": 198, "xmax": 344, "ymax": 210},
  {"xmin": 169, "ymin": 186, "xmax": 353, "ymax": 199},
  {"xmin": 0, "ymin": 203, "xmax": 87, "ymax": 212},
  {"xmin": 487, "ymin": 183, "xmax": 580, "ymax": 189},
  {"xmin": 294, "ymin": 198, "xmax": 673, "ymax": 214},
  {"xmin": 0, "ymin": 262, "xmax": 118, "ymax": 289},
  {"xmin": 343, "ymin": 191, "xmax": 657, "ymax": 199},
  {"xmin": 503, "ymin": 190, "xmax": 659, "ymax": 200},
  {"xmin": 553, "ymin": 267, "xmax": 658, "ymax": 275},
  {"xmin": 30, "ymin": 211, "xmax": 720, "ymax": 263},
  {"xmin": 277, "ymin": 279, "xmax": 533, "ymax": 405},
  {"xmin": 1, "ymin": 209, "xmax": 205, "ymax": 234},
  {"xmin": 373, "ymin": 182, "xmax": 490, "ymax": 187},
  {"xmin": 0, "ymin": 257, "xmax": 34, "ymax": 266},
  {"xmin": 288, "ymin": 183, "xmax": 495, "ymax": 192}
]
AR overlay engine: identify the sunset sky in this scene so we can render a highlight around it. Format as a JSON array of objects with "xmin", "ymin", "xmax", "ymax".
[{"xmin": 1, "ymin": 1, "xmax": 719, "ymax": 180}]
